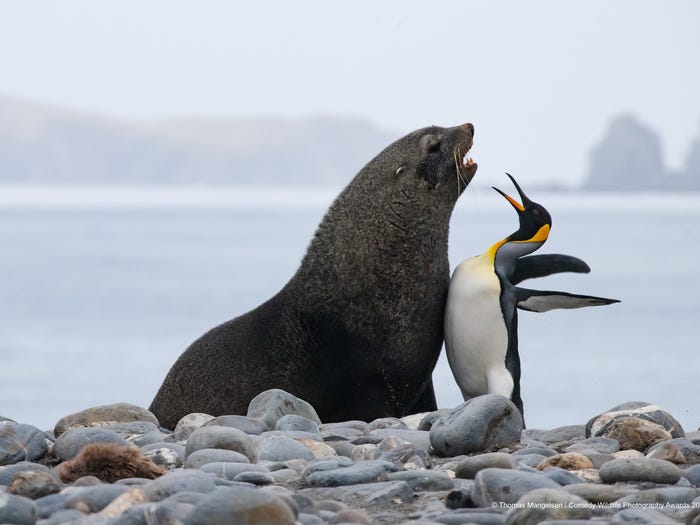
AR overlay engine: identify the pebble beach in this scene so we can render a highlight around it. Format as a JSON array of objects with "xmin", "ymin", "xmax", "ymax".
[{"xmin": 2, "ymin": 390, "xmax": 700, "ymax": 525}]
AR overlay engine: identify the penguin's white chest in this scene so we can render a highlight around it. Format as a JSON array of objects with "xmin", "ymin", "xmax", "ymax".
[{"xmin": 444, "ymin": 256, "xmax": 513, "ymax": 400}]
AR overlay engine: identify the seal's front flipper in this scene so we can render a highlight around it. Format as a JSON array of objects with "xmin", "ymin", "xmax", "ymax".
[
  {"xmin": 510, "ymin": 254, "xmax": 591, "ymax": 284},
  {"xmin": 516, "ymin": 287, "xmax": 620, "ymax": 313}
]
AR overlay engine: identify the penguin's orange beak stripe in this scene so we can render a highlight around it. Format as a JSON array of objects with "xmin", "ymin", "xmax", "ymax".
[{"xmin": 502, "ymin": 193, "xmax": 525, "ymax": 212}]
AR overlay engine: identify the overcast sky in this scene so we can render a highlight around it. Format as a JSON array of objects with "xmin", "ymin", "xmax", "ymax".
[{"xmin": 1, "ymin": 1, "xmax": 698, "ymax": 186}]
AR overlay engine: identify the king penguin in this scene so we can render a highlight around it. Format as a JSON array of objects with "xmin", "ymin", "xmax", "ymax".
[{"xmin": 444, "ymin": 173, "xmax": 619, "ymax": 416}]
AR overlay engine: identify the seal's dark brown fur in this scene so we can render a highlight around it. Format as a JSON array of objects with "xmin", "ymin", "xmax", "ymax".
[
  {"xmin": 54, "ymin": 443, "xmax": 165, "ymax": 483},
  {"xmin": 150, "ymin": 124, "xmax": 477, "ymax": 429}
]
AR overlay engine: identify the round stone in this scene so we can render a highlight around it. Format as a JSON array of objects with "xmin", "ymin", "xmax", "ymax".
[
  {"xmin": 64, "ymin": 483, "xmax": 131, "ymax": 513},
  {"xmin": 684, "ymin": 464, "xmax": 700, "ymax": 487},
  {"xmin": 53, "ymin": 427, "xmax": 127, "ymax": 461},
  {"xmin": 585, "ymin": 402, "xmax": 684, "ymax": 439},
  {"xmin": 538, "ymin": 425, "xmax": 586, "ymax": 450},
  {"xmin": 184, "ymin": 486, "xmax": 297, "ymax": 525},
  {"xmin": 103, "ymin": 421, "xmax": 163, "ymax": 447},
  {"xmin": 199, "ymin": 461, "xmax": 269, "ymax": 481},
  {"xmin": 205, "ymin": 415, "xmax": 270, "ymax": 435},
  {"xmin": 0, "ymin": 492, "xmax": 37, "ymax": 525},
  {"xmin": 598, "ymin": 457, "xmax": 682, "ymax": 484},
  {"xmin": 184, "ymin": 448, "xmax": 251, "ymax": 468},
  {"xmin": 429, "ymin": 394, "xmax": 524, "ymax": 456},
  {"xmin": 54, "ymin": 402, "xmax": 159, "ymax": 436},
  {"xmin": 471, "ymin": 468, "xmax": 561, "ymax": 506},
  {"xmin": 185, "ymin": 426, "xmax": 256, "ymax": 462},
  {"xmin": 596, "ymin": 417, "xmax": 672, "ymax": 452},
  {"xmin": 303, "ymin": 459, "xmax": 398, "ymax": 487},
  {"xmin": 246, "ymin": 389, "xmax": 320, "ymax": 430},
  {"xmin": 0, "ymin": 462, "xmax": 54, "ymax": 485},
  {"xmin": 646, "ymin": 440, "xmax": 687, "ymax": 464},
  {"xmin": 141, "ymin": 443, "xmax": 186, "ymax": 470},
  {"xmin": 175, "ymin": 413, "xmax": 215, "ymax": 440},
  {"xmin": 563, "ymin": 482, "xmax": 636, "ymax": 503},
  {"xmin": 536, "ymin": 453, "xmax": 594, "ymax": 471},
  {"xmin": 256, "ymin": 435, "xmax": 315, "ymax": 462},
  {"xmin": 386, "ymin": 470, "xmax": 454, "ymax": 491},
  {"xmin": 143, "ymin": 470, "xmax": 218, "ymax": 502},
  {"xmin": 8, "ymin": 470, "xmax": 62, "ymax": 499},
  {"xmin": 0, "ymin": 421, "xmax": 48, "ymax": 465},
  {"xmin": 275, "ymin": 415, "xmax": 319, "ymax": 433},
  {"xmin": 455, "ymin": 452, "xmax": 516, "ymax": 479},
  {"xmin": 505, "ymin": 488, "xmax": 592, "ymax": 525},
  {"xmin": 296, "ymin": 438, "xmax": 336, "ymax": 459}
]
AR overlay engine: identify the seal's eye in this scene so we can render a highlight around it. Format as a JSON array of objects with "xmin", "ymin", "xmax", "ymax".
[
  {"xmin": 419, "ymin": 134, "xmax": 441, "ymax": 154},
  {"xmin": 396, "ymin": 166, "xmax": 405, "ymax": 175}
]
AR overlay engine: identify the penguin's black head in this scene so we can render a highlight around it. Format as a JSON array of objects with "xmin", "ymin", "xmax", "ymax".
[{"xmin": 493, "ymin": 173, "xmax": 552, "ymax": 244}]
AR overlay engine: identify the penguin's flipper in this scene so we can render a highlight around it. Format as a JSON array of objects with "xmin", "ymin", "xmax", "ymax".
[
  {"xmin": 516, "ymin": 287, "xmax": 620, "ymax": 313},
  {"xmin": 511, "ymin": 254, "xmax": 591, "ymax": 284}
]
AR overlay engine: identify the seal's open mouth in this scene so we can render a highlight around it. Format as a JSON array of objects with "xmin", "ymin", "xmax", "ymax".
[{"xmin": 454, "ymin": 141, "xmax": 477, "ymax": 193}]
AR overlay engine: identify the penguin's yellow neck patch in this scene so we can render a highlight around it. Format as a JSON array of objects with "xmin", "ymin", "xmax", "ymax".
[{"xmin": 525, "ymin": 224, "xmax": 550, "ymax": 243}]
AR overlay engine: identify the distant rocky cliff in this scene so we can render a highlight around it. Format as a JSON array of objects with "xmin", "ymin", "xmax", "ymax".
[
  {"xmin": 0, "ymin": 97, "xmax": 398, "ymax": 185},
  {"xmin": 584, "ymin": 114, "xmax": 700, "ymax": 191}
]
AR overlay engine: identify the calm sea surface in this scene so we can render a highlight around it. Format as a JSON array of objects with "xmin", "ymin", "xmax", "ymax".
[{"xmin": 1, "ymin": 185, "xmax": 698, "ymax": 431}]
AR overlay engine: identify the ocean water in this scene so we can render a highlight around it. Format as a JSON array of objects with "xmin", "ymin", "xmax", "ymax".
[{"xmin": 1, "ymin": 185, "xmax": 698, "ymax": 432}]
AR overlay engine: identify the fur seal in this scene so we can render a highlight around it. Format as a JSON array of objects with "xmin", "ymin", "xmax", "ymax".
[{"xmin": 150, "ymin": 123, "xmax": 477, "ymax": 429}]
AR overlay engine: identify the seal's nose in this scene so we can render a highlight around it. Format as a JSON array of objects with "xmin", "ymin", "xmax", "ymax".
[{"xmin": 461, "ymin": 123, "xmax": 475, "ymax": 138}]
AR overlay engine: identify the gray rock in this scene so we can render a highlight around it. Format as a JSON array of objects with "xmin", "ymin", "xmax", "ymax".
[
  {"xmin": 53, "ymin": 402, "xmax": 159, "ymax": 436},
  {"xmin": 585, "ymin": 401, "xmax": 684, "ymax": 439},
  {"xmin": 562, "ymin": 482, "xmax": 637, "ymax": 503},
  {"xmin": 511, "ymin": 446, "xmax": 557, "ymax": 457},
  {"xmin": 64, "ymin": 483, "xmax": 131, "ymax": 512},
  {"xmin": 185, "ymin": 426, "xmax": 256, "ymax": 462},
  {"xmin": 52, "ymin": 427, "xmax": 127, "ymax": 460},
  {"xmin": 617, "ymin": 486, "xmax": 699, "ymax": 505},
  {"xmin": 430, "ymin": 395, "xmax": 524, "ymax": 457},
  {"xmin": 455, "ymin": 452, "xmax": 516, "ymax": 479},
  {"xmin": 538, "ymin": 425, "xmax": 586, "ymax": 449},
  {"xmin": 184, "ymin": 448, "xmax": 251, "ymax": 468},
  {"xmin": 598, "ymin": 457, "xmax": 682, "ymax": 484},
  {"xmin": 8, "ymin": 470, "xmax": 62, "ymax": 499},
  {"xmin": 325, "ymin": 440, "xmax": 355, "ymax": 458},
  {"xmin": 204, "ymin": 415, "xmax": 270, "ymax": 435},
  {"xmin": 256, "ymin": 435, "xmax": 315, "ymax": 462},
  {"xmin": 434, "ymin": 509, "xmax": 505, "ymax": 525},
  {"xmin": 417, "ymin": 409, "xmax": 451, "ymax": 431},
  {"xmin": 569, "ymin": 449, "xmax": 614, "ymax": 469},
  {"xmin": 0, "ymin": 492, "xmax": 37, "ymax": 525},
  {"xmin": 102, "ymin": 421, "xmax": 163, "ymax": 447},
  {"xmin": 0, "ymin": 461, "xmax": 53, "ymax": 485},
  {"xmin": 540, "ymin": 467, "xmax": 585, "ymax": 486},
  {"xmin": 645, "ymin": 440, "xmax": 686, "ymax": 464},
  {"xmin": 246, "ymin": 389, "xmax": 321, "ymax": 430},
  {"xmin": 142, "ymin": 469, "xmax": 218, "ymax": 501},
  {"xmin": 515, "ymin": 453, "xmax": 547, "ymax": 468},
  {"xmin": 319, "ymin": 420, "xmax": 368, "ymax": 433},
  {"xmin": 303, "ymin": 459, "xmax": 398, "ymax": 487},
  {"xmin": 184, "ymin": 485, "xmax": 297, "ymax": 525},
  {"xmin": 610, "ymin": 508, "xmax": 679, "ymax": 523},
  {"xmin": 118, "ymin": 501, "xmax": 195, "ymax": 525},
  {"xmin": 0, "ymin": 422, "xmax": 48, "ymax": 465},
  {"xmin": 471, "ymin": 468, "xmax": 561, "ymax": 506},
  {"xmin": 233, "ymin": 471, "xmax": 275, "ymax": 485},
  {"xmin": 275, "ymin": 415, "xmax": 320, "ymax": 433},
  {"xmin": 671, "ymin": 437, "xmax": 700, "ymax": 463},
  {"xmin": 301, "ymin": 456, "xmax": 354, "ymax": 476},
  {"xmin": 386, "ymin": 470, "xmax": 454, "ymax": 491},
  {"xmin": 199, "ymin": 461, "xmax": 269, "ymax": 481},
  {"xmin": 140, "ymin": 443, "xmax": 185, "ymax": 470},
  {"xmin": 40, "ymin": 508, "xmax": 87, "ymax": 524},
  {"xmin": 367, "ymin": 417, "xmax": 408, "ymax": 431},
  {"xmin": 369, "ymin": 429, "xmax": 431, "ymax": 451},
  {"xmin": 685, "ymin": 464, "xmax": 700, "ymax": 487},
  {"xmin": 565, "ymin": 436, "xmax": 620, "ymax": 454},
  {"xmin": 300, "ymin": 480, "xmax": 412, "ymax": 508},
  {"xmin": 174, "ymin": 413, "xmax": 214, "ymax": 440},
  {"xmin": 504, "ymin": 488, "xmax": 591, "ymax": 525},
  {"xmin": 34, "ymin": 492, "xmax": 71, "ymax": 519}
]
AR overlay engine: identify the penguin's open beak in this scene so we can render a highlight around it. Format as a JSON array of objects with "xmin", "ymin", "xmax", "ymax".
[{"xmin": 492, "ymin": 173, "xmax": 532, "ymax": 214}]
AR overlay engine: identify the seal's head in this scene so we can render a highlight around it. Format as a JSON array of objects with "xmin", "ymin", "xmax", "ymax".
[{"xmin": 360, "ymin": 123, "xmax": 477, "ymax": 208}]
